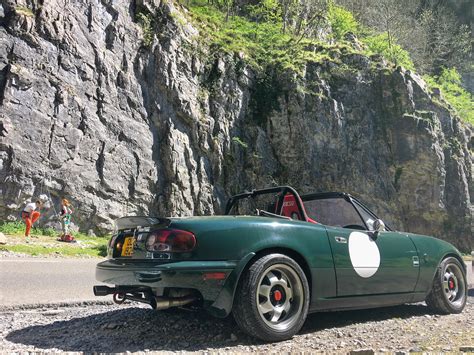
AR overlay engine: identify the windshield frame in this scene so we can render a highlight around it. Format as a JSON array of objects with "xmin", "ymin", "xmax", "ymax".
[{"xmin": 225, "ymin": 186, "xmax": 309, "ymax": 221}]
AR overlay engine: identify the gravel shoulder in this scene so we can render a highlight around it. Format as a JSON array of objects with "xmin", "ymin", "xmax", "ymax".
[{"xmin": 1, "ymin": 294, "xmax": 473, "ymax": 353}]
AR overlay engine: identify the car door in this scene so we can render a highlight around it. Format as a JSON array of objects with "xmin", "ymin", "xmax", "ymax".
[{"xmin": 304, "ymin": 195, "xmax": 420, "ymax": 296}]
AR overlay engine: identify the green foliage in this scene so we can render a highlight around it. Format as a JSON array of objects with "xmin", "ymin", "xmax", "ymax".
[
  {"xmin": 0, "ymin": 243, "xmax": 108, "ymax": 258},
  {"xmin": 0, "ymin": 221, "xmax": 55, "ymax": 237},
  {"xmin": 15, "ymin": 6, "xmax": 34, "ymax": 17},
  {"xmin": 250, "ymin": 69, "xmax": 283, "ymax": 123},
  {"xmin": 188, "ymin": 1, "xmax": 347, "ymax": 75},
  {"xmin": 245, "ymin": 0, "xmax": 281, "ymax": 23},
  {"xmin": 135, "ymin": 8, "xmax": 155, "ymax": 47},
  {"xmin": 185, "ymin": 1, "xmax": 365, "ymax": 123},
  {"xmin": 362, "ymin": 33, "xmax": 415, "ymax": 71},
  {"xmin": 0, "ymin": 221, "xmax": 22, "ymax": 235},
  {"xmin": 424, "ymin": 68, "xmax": 474, "ymax": 125},
  {"xmin": 393, "ymin": 166, "xmax": 403, "ymax": 192},
  {"xmin": 328, "ymin": 3, "xmax": 358, "ymax": 40},
  {"xmin": 0, "ymin": 221, "xmax": 103, "ymax": 239},
  {"xmin": 0, "ymin": 221, "xmax": 109, "ymax": 258},
  {"xmin": 232, "ymin": 136, "xmax": 248, "ymax": 149}
]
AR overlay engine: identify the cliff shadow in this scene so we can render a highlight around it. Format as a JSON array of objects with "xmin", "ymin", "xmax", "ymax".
[{"xmin": 5, "ymin": 303, "xmax": 438, "ymax": 352}]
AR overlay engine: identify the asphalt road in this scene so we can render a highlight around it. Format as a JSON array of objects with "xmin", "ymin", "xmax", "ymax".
[
  {"xmin": 0, "ymin": 257, "xmax": 104, "ymax": 307},
  {"xmin": 0, "ymin": 257, "xmax": 472, "ymax": 308}
]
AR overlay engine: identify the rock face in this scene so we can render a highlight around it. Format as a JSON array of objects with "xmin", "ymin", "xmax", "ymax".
[{"xmin": 0, "ymin": 0, "xmax": 472, "ymax": 251}]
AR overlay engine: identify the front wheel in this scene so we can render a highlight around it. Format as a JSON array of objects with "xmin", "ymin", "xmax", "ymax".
[
  {"xmin": 233, "ymin": 254, "xmax": 310, "ymax": 341},
  {"xmin": 425, "ymin": 257, "xmax": 467, "ymax": 314}
]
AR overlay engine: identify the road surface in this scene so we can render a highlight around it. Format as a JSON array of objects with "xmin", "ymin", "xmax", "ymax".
[
  {"xmin": 0, "ymin": 257, "xmax": 472, "ymax": 308},
  {"xmin": 0, "ymin": 257, "xmax": 104, "ymax": 307}
]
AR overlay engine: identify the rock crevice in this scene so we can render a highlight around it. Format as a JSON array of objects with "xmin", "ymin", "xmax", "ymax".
[{"xmin": 0, "ymin": 0, "xmax": 472, "ymax": 250}]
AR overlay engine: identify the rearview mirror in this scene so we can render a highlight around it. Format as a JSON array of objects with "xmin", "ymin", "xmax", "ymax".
[
  {"xmin": 373, "ymin": 219, "xmax": 386, "ymax": 232},
  {"xmin": 371, "ymin": 219, "xmax": 385, "ymax": 239}
]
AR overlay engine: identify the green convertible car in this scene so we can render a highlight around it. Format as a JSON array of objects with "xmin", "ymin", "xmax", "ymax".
[{"xmin": 94, "ymin": 186, "xmax": 467, "ymax": 341}]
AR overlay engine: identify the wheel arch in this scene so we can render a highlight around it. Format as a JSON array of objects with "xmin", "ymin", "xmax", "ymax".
[
  {"xmin": 425, "ymin": 252, "xmax": 468, "ymax": 314},
  {"xmin": 427, "ymin": 252, "xmax": 467, "ymax": 292},
  {"xmin": 440, "ymin": 252, "xmax": 467, "ymax": 273},
  {"xmin": 208, "ymin": 247, "xmax": 313, "ymax": 318},
  {"xmin": 439, "ymin": 253, "xmax": 467, "ymax": 273},
  {"xmin": 237, "ymin": 247, "xmax": 313, "ymax": 298}
]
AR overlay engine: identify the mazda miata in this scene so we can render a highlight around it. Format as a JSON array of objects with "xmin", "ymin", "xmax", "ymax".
[{"xmin": 94, "ymin": 186, "xmax": 467, "ymax": 341}]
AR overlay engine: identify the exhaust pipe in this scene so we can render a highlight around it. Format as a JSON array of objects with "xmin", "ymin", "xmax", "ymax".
[
  {"xmin": 155, "ymin": 296, "xmax": 197, "ymax": 310},
  {"xmin": 93, "ymin": 285, "xmax": 197, "ymax": 310},
  {"xmin": 93, "ymin": 285, "xmax": 116, "ymax": 296}
]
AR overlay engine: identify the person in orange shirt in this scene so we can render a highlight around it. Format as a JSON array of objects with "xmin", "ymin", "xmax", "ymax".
[{"xmin": 21, "ymin": 200, "xmax": 43, "ymax": 238}]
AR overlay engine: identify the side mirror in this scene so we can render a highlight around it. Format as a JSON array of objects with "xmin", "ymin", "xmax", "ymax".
[{"xmin": 371, "ymin": 219, "xmax": 385, "ymax": 239}]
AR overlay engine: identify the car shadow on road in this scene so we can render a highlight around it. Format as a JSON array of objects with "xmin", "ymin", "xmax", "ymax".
[{"xmin": 5, "ymin": 302, "xmax": 442, "ymax": 352}]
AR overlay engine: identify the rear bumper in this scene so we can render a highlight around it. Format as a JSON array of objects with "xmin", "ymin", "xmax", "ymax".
[
  {"xmin": 95, "ymin": 254, "xmax": 255, "ymax": 317},
  {"xmin": 96, "ymin": 259, "xmax": 235, "ymax": 299}
]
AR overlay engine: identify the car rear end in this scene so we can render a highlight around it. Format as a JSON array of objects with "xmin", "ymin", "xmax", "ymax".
[{"xmin": 94, "ymin": 216, "xmax": 242, "ymax": 314}]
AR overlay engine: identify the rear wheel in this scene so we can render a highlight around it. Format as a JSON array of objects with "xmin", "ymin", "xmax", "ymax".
[
  {"xmin": 233, "ymin": 254, "xmax": 310, "ymax": 341},
  {"xmin": 425, "ymin": 257, "xmax": 467, "ymax": 314}
]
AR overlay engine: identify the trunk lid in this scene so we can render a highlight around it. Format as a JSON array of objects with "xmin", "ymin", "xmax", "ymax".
[{"xmin": 108, "ymin": 216, "xmax": 172, "ymax": 260}]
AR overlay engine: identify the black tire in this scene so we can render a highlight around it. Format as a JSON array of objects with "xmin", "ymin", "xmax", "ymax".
[
  {"xmin": 232, "ymin": 253, "xmax": 310, "ymax": 342},
  {"xmin": 425, "ymin": 257, "xmax": 467, "ymax": 314}
]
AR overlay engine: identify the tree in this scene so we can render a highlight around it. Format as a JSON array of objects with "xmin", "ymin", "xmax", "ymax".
[{"xmin": 415, "ymin": 5, "xmax": 471, "ymax": 75}]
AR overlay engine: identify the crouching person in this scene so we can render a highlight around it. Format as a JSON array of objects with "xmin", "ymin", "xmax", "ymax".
[{"xmin": 22, "ymin": 200, "xmax": 43, "ymax": 239}]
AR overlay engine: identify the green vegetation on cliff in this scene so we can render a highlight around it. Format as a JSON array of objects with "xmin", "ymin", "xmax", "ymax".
[
  {"xmin": 424, "ymin": 68, "xmax": 474, "ymax": 125},
  {"xmin": 177, "ymin": 0, "xmax": 472, "ymax": 125},
  {"xmin": 187, "ymin": 0, "xmax": 351, "ymax": 75},
  {"xmin": 361, "ymin": 33, "xmax": 414, "ymax": 71}
]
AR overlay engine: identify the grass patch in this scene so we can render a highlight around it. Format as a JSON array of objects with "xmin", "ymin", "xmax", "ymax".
[
  {"xmin": 0, "ymin": 221, "xmax": 93, "ymax": 238},
  {"xmin": 0, "ymin": 221, "xmax": 109, "ymax": 258},
  {"xmin": 0, "ymin": 221, "xmax": 58, "ymax": 237},
  {"xmin": 423, "ymin": 68, "xmax": 474, "ymax": 125},
  {"xmin": 0, "ymin": 242, "xmax": 107, "ymax": 258}
]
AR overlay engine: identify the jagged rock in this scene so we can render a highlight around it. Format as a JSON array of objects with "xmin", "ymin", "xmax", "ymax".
[{"xmin": 0, "ymin": 0, "xmax": 472, "ymax": 251}]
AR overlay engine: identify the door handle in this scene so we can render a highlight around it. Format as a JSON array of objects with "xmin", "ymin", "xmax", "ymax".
[
  {"xmin": 412, "ymin": 256, "xmax": 420, "ymax": 267},
  {"xmin": 334, "ymin": 236, "xmax": 347, "ymax": 244}
]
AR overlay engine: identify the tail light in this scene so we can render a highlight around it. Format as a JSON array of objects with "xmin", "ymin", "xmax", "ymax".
[
  {"xmin": 146, "ymin": 229, "xmax": 196, "ymax": 253},
  {"xmin": 107, "ymin": 235, "xmax": 118, "ymax": 256}
]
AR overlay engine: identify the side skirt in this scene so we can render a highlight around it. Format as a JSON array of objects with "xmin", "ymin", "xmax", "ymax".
[{"xmin": 309, "ymin": 291, "xmax": 427, "ymax": 313}]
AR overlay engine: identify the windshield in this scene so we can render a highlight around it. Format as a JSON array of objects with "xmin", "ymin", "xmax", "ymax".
[{"xmin": 303, "ymin": 197, "xmax": 365, "ymax": 228}]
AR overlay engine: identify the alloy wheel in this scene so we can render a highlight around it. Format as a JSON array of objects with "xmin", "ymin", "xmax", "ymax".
[
  {"xmin": 256, "ymin": 264, "xmax": 304, "ymax": 331},
  {"xmin": 442, "ymin": 262, "xmax": 465, "ymax": 307}
]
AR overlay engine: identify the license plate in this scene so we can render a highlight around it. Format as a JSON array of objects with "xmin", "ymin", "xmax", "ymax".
[{"xmin": 121, "ymin": 236, "xmax": 136, "ymax": 257}]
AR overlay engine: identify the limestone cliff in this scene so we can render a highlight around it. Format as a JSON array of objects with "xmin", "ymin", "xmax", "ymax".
[{"xmin": 0, "ymin": 0, "xmax": 472, "ymax": 251}]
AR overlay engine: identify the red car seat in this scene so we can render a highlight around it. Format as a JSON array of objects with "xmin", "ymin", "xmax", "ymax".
[{"xmin": 280, "ymin": 194, "xmax": 317, "ymax": 224}]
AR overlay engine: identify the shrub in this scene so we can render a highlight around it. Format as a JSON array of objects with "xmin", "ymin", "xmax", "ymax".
[
  {"xmin": 232, "ymin": 136, "xmax": 248, "ymax": 149},
  {"xmin": 328, "ymin": 4, "xmax": 358, "ymax": 40},
  {"xmin": 362, "ymin": 33, "xmax": 415, "ymax": 71},
  {"xmin": 424, "ymin": 68, "xmax": 474, "ymax": 125},
  {"xmin": 136, "ymin": 9, "xmax": 154, "ymax": 47}
]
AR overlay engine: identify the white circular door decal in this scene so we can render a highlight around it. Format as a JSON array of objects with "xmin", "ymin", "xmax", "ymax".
[{"xmin": 348, "ymin": 231, "xmax": 380, "ymax": 278}]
